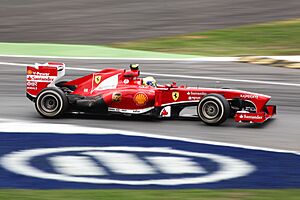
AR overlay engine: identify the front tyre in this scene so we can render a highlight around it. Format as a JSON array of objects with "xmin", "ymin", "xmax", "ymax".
[
  {"xmin": 197, "ymin": 94, "xmax": 230, "ymax": 126},
  {"xmin": 35, "ymin": 87, "xmax": 68, "ymax": 118}
]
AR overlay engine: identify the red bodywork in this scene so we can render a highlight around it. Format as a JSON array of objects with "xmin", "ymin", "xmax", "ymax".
[{"xmin": 26, "ymin": 63, "xmax": 276, "ymax": 123}]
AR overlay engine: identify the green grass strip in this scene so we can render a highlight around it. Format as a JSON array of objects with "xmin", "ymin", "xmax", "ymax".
[
  {"xmin": 0, "ymin": 189, "xmax": 300, "ymax": 200},
  {"xmin": 0, "ymin": 42, "xmax": 196, "ymax": 59},
  {"xmin": 110, "ymin": 18, "xmax": 300, "ymax": 56}
]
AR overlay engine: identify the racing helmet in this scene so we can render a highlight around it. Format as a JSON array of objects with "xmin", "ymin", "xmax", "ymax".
[
  {"xmin": 130, "ymin": 64, "xmax": 139, "ymax": 70},
  {"xmin": 143, "ymin": 76, "xmax": 157, "ymax": 87}
]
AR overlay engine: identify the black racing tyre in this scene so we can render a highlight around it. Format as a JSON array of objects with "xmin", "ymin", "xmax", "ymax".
[
  {"xmin": 35, "ymin": 87, "xmax": 69, "ymax": 118},
  {"xmin": 197, "ymin": 94, "xmax": 230, "ymax": 126}
]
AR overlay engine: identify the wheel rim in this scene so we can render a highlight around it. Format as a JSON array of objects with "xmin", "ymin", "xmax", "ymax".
[
  {"xmin": 201, "ymin": 100, "xmax": 220, "ymax": 119},
  {"xmin": 40, "ymin": 94, "xmax": 59, "ymax": 113}
]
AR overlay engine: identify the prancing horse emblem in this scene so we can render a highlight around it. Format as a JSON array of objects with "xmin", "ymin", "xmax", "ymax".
[
  {"xmin": 94, "ymin": 75, "xmax": 102, "ymax": 84},
  {"xmin": 172, "ymin": 91, "xmax": 179, "ymax": 101}
]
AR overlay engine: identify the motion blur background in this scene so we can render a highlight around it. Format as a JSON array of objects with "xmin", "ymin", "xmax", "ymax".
[{"xmin": 1, "ymin": 0, "xmax": 300, "ymax": 44}]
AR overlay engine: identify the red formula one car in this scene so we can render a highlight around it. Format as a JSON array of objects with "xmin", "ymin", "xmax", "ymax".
[{"xmin": 26, "ymin": 62, "xmax": 276, "ymax": 125}]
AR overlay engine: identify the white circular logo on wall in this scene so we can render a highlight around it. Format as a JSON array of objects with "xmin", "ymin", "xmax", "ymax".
[{"xmin": 0, "ymin": 146, "xmax": 255, "ymax": 185}]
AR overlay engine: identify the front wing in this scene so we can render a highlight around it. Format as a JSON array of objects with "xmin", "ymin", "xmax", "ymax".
[{"xmin": 234, "ymin": 105, "xmax": 276, "ymax": 123}]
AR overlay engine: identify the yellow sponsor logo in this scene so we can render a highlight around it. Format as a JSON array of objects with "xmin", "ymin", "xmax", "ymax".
[
  {"xmin": 134, "ymin": 92, "xmax": 148, "ymax": 106},
  {"xmin": 94, "ymin": 75, "xmax": 102, "ymax": 84},
  {"xmin": 112, "ymin": 92, "xmax": 122, "ymax": 102},
  {"xmin": 27, "ymin": 69, "xmax": 33, "ymax": 75},
  {"xmin": 172, "ymin": 91, "xmax": 179, "ymax": 101}
]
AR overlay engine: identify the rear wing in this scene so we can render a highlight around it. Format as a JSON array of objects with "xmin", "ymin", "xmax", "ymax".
[{"xmin": 26, "ymin": 62, "xmax": 65, "ymax": 100}]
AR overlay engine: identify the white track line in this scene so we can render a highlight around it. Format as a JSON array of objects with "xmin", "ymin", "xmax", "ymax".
[
  {"xmin": 142, "ymin": 72, "xmax": 300, "ymax": 87},
  {"xmin": 0, "ymin": 54, "xmax": 238, "ymax": 62},
  {"xmin": 0, "ymin": 61, "xmax": 27, "ymax": 66},
  {"xmin": 1, "ymin": 61, "xmax": 300, "ymax": 87}
]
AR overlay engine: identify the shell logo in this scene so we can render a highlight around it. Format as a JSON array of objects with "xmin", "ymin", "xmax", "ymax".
[
  {"xmin": 27, "ymin": 69, "xmax": 33, "ymax": 75},
  {"xmin": 134, "ymin": 92, "xmax": 148, "ymax": 106}
]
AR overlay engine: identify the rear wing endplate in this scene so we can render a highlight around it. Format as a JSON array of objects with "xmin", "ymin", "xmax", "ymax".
[{"xmin": 26, "ymin": 62, "xmax": 65, "ymax": 100}]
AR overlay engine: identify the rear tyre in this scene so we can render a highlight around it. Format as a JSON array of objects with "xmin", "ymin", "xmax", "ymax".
[
  {"xmin": 197, "ymin": 94, "xmax": 230, "ymax": 126},
  {"xmin": 35, "ymin": 87, "xmax": 69, "ymax": 118}
]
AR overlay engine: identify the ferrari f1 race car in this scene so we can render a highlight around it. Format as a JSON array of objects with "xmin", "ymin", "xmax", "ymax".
[{"xmin": 26, "ymin": 62, "xmax": 276, "ymax": 125}]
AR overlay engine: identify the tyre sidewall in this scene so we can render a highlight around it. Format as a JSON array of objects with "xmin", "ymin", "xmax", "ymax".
[
  {"xmin": 35, "ymin": 87, "xmax": 68, "ymax": 118},
  {"xmin": 197, "ymin": 94, "xmax": 230, "ymax": 125}
]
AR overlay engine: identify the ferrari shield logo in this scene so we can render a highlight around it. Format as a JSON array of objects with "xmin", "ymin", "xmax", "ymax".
[
  {"xmin": 94, "ymin": 75, "xmax": 102, "ymax": 84},
  {"xmin": 172, "ymin": 91, "xmax": 179, "ymax": 101}
]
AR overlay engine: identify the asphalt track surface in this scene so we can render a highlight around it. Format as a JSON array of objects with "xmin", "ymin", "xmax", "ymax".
[
  {"xmin": 0, "ymin": 56, "xmax": 299, "ymax": 151},
  {"xmin": 1, "ymin": 0, "xmax": 300, "ymax": 43}
]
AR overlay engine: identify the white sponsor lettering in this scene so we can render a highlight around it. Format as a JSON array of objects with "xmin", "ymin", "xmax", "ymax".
[
  {"xmin": 242, "ymin": 115, "xmax": 263, "ymax": 120},
  {"xmin": 32, "ymin": 72, "xmax": 50, "ymax": 76},
  {"xmin": 188, "ymin": 96, "xmax": 202, "ymax": 100},
  {"xmin": 187, "ymin": 92, "xmax": 207, "ymax": 96},
  {"xmin": 26, "ymin": 81, "xmax": 37, "ymax": 87},
  {"xmin": 27, "ymin": 75, "xmax": 56, "ymax": 82},
  {"xmin": 26, "ymin": 86, "xmax": 37, "ymax": 90},
  {"xmin": 123, "ymin": 79, "xmax": 129, "ymax": 84},
  {"xmin": 240, "ymin": 94, "xmax": 259, "ymax": 99},
  {"xmin": 108, "ymin": 107, "xmax": 154, "ymax": 114}
]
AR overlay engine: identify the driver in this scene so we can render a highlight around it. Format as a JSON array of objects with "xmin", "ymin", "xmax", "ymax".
[{"xmin": 142, "ymin": 76, "xmax": 157, "ymax": 87}]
